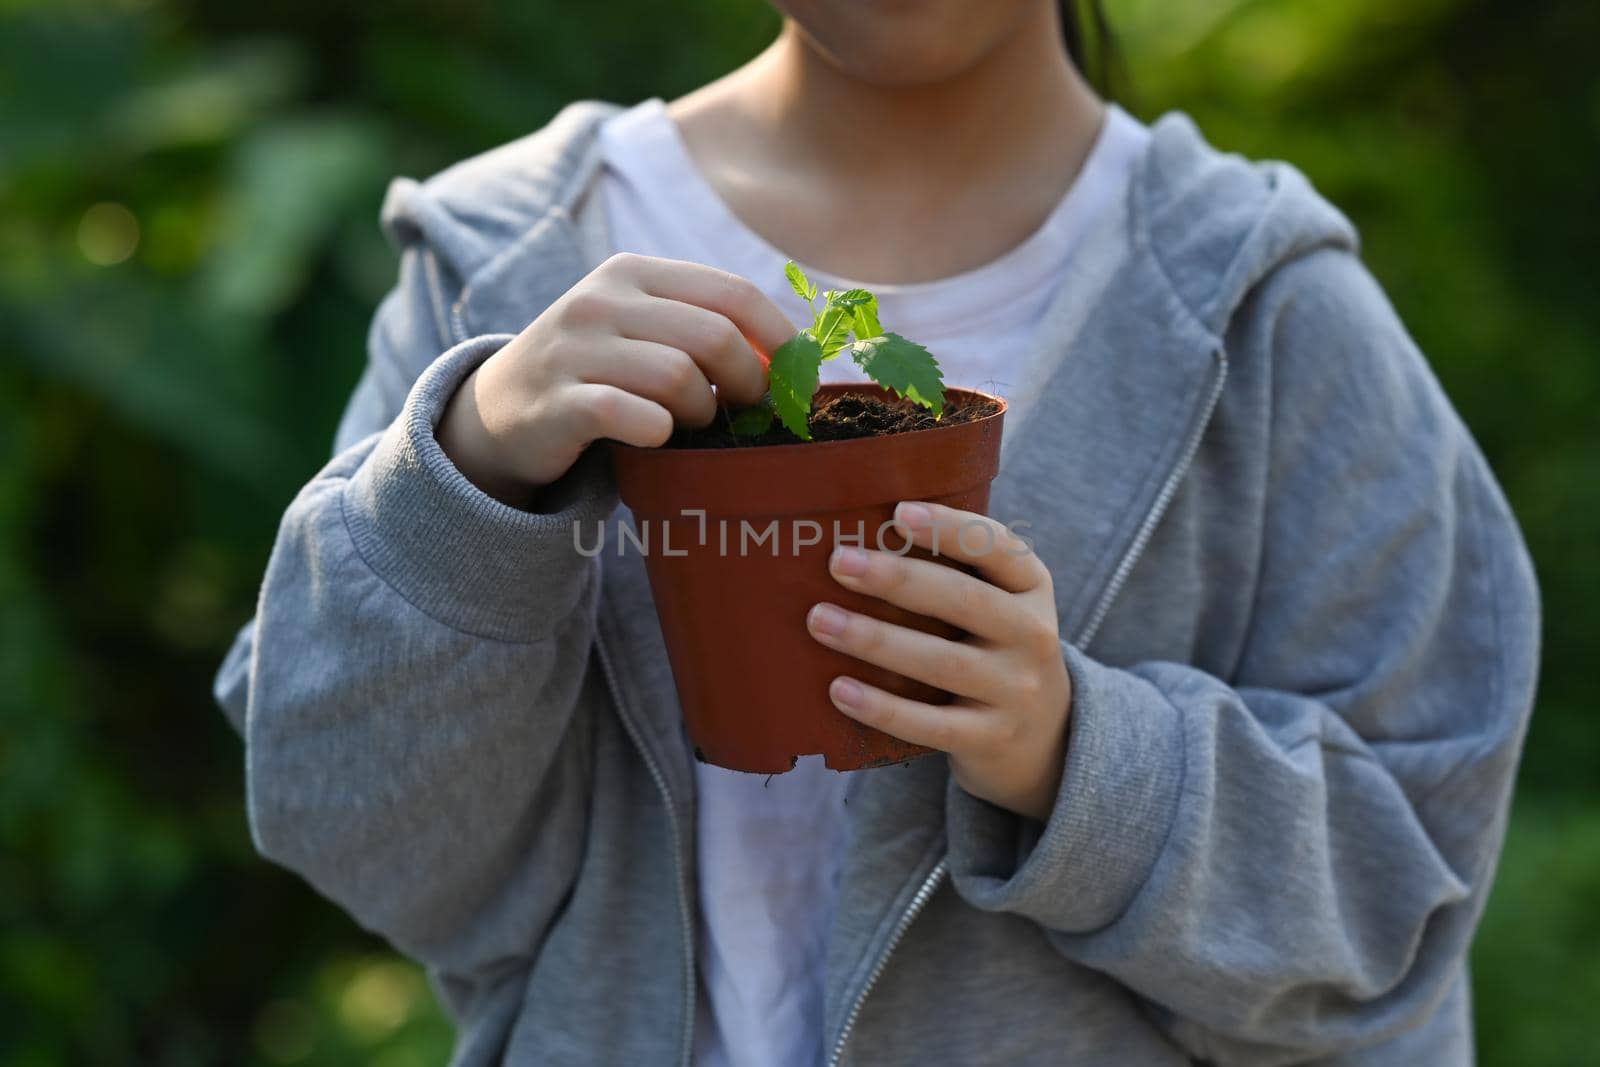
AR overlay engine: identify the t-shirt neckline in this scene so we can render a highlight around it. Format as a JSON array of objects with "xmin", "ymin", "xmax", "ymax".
[{"xmin": 598, "ymin": 96, "xmax": 1143, "ymax": 336}]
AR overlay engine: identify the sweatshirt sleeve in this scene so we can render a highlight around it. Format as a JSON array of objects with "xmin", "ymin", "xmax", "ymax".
[
  {"xmin": 212, "ymin": 182, "xmax": 617, "ymax": 1007},
  {"xmin": 943, "ymin": 249, "xmax": 1541, "ymax": 1064}
]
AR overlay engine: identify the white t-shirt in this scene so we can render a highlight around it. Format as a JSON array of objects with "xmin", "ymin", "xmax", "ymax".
[{"xmin": 595, "ymin": 96, "xmax": 1149, "ymax": 1067}]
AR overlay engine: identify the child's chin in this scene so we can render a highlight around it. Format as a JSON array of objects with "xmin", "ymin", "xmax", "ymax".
[{"xmin": 781, "ymin": 0, "xmax": 1032, "ymax": 87}]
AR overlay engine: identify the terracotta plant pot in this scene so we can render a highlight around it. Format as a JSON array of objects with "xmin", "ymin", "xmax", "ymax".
[{"xmin": 608, "ymin": 383, "xmax": 1006, "ymax": 774}]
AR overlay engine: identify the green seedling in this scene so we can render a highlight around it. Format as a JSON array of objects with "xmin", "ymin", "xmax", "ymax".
[{"xmin": 730, "ymin": 261, "xmax": 946, "ymax": 440}]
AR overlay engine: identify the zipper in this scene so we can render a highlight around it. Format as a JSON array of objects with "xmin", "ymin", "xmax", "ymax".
[
  {"xmin": 827, "ymin": 857, "xmax": 948, "ymax": 1067},
  {"xmin": 1075, "ymin": 348, "xmax": 1229, "ymax": 649},
  {"xmin": 594, "ymin": 624, "xmax": 696, "ymax": 1067},
  {"xmin": 826, "ymin": 348, "xmax": 1228, "ymax": 1065}
]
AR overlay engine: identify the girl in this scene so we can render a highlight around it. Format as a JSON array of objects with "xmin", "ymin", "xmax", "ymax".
[{"xmin": 217, "ymin": 2, "xmax": 1540, "ymax": 1064}]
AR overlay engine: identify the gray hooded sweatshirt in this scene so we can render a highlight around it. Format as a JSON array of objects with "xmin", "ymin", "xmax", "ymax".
[{"xmin": 215, "ymin": 100, "xmax": 1541, "ymax": 1066}]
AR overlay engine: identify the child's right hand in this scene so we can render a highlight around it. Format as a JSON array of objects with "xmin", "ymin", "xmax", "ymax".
[{"xmin": 436, "ymin": 252, "xmax": 795, "ymax": 505}]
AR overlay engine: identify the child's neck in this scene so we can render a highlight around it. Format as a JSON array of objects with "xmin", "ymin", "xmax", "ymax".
[
  {"xmin": 754, "ymin": 15, "xmax": 1101, "ymax": 188},
  {"xmin": 665, "ymin": 13, "xmax": 1106, "ymax": 284}
]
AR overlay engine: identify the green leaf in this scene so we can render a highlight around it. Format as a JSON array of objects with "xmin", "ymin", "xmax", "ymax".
[
  {"xmin": 814, "ymin": 305, "xmax": 854, "ymax": 360},
  {"xmin": 852, "ymin": 303, "xmax": 882, "ymax": 340},
  {"xmin": 784, "ymin": 260, "xmax": 816, "ymax": 303},
  {"xmin": 728, "ymin": 403, "xmax": 774, "ymax": 437},
  {"xmin": 850, "ymin": 295, "xmax": 882, "ymax": 341},
  {"xmin": 828, "ymin": 289, "xmax": 881, "ymax": 338},
  {"xmin": 850, "ymin": 332, "xmax": 947, "ymax": 414},
  {"xmin": 769, "ymin": 332, "xmax": 823, "ymax": 439}
]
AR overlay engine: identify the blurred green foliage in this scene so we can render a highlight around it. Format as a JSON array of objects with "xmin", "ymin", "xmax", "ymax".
[{"xmin": 0, "ymin": 0, "xmax": 1594, "ymax": 1064}]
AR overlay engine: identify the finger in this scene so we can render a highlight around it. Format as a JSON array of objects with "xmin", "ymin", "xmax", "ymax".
[
  {"xmin": 892, "ymin": 501, "xmax": 1048, "ymax": 595},
  {"xmin": 827, "ymin": 545, "xmax": 1021, "ymax": 644},
  {"xmin": 827, "ymin": 676, "xmax": 993, "ymax": 754},
  {"xmin": 573, "ymin": 337, "xmax": 718, "ymax": 428},
  {"xmin": 616, "ymin": 254, "xmax": 797, "ymax": 356},
  {"xmin": 564, "ymin": 382, "xmax": 675, "ymax": 449},
  {"xmin": 607, "ymin": 252, "xmax": 796, "ymax": 357},
  {"xmin": 616, "ymin": 294, "xmax": 768, "ymax": 408},
  {"xmin": 806, "ymin": 601, "xmax": 1002, "ymax": 703}
]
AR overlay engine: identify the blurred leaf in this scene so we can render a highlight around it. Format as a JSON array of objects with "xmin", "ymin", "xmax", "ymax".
[
  {"xmin": 106, "ymin": 41, "xmax": 306, "ymax": 154},
  {"xmin": 203, "ymin": 116, "xmax": 389, "ymax": 320}
]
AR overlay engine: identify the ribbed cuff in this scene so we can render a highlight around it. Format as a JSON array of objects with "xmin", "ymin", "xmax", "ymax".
[
  {"xmin": 945, "ymin": 641, "xmax": 1186, "ymax": 934},
  {"xmin": 341, "ymin": 333, "xmax": 618, "ymax": 642}
]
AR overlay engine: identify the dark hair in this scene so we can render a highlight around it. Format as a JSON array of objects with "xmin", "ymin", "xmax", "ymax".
[{"xmin": 1059, "ymin": 0, "xmax": 1123, "ymax": 99}]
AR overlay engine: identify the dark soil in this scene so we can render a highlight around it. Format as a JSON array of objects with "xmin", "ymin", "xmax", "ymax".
[{"xmin": 672, "ymin": 391, "xmax": 1001, "ymax": 450}]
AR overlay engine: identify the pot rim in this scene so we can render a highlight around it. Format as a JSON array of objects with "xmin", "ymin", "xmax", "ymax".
[{"xmin": 610, "ymin": 382, "xmax": 1007, "ymax": 460}]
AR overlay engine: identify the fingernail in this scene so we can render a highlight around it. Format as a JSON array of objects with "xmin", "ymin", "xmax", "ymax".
[
  {"xmin": 896, "ymin": 501, "xmax": 932, "ymax": 527},
  {"xmin": 830, "ymin": 545, "xmax": 868, "ymax": 577},
  {"xmin": 808, "ymin": 603, "xmax": 848, "ymax": 637},
  {"xmin": 830, "ymin": 677, "xmax": 863, "ymax": 710}
]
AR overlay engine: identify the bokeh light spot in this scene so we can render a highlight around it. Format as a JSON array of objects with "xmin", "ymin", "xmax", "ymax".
[
  {"xmin": 337, "ymin": 959, "xmax": 422, "ymax": 1044},
  {"xmin": 77, "ymin": 202, "xmax": 141, "ymax": 266}
]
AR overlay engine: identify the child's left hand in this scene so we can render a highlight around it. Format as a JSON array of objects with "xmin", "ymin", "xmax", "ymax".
[{"xmin": 807, "ymin": 501, "xmax": 1073, "ymax": 822}]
